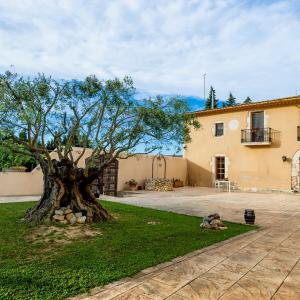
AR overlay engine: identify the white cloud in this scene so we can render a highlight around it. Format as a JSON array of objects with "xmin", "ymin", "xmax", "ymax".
[{"xmin": 0, "ymin": 0, "xmax": 300, "ymax": 101}]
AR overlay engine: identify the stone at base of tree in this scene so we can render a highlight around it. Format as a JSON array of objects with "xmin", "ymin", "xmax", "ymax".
[
  {"xmin": 200, "ymin": 213, "xmax": 227, "ymax": 230},
  {"xmin": 70, "ymin": 217, "xmax": 77, "ymax": 225},
  {"xmin": 52, "ymin": 209, "xmax": 86, "ymax": 224},
  {"xmin": 53, "ymin": 214, "xmax": 65, "ymax": 221},
  {"xmin": 75, "ymin": 212, "xmax": 83, "ymax": 218},
  {"xmin": 66, "ymin": 213, "xmax": 75, "ymax": 221},
  {"xmin": 77, "ymin": 216, "xmax": 87, "ymax": 224},
  {"xmin": 64, "ymin": 208, "xmax": 73, "ymax": 214}
]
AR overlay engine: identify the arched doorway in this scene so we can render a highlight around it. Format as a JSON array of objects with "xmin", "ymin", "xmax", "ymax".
[
  {"xmin": 152, "ymin": 154, "xmax": 166, "ymax": 179},
  {"xmin": 291, "ymin": 150, "xmax": 300, "ymax": 191}
]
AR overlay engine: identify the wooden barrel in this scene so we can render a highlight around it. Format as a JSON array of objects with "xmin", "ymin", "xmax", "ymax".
[{"xmin": 244, "ymin": 209, "xmax": 255, "ymax": 224}]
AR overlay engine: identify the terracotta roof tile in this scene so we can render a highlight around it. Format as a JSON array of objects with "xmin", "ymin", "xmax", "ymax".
[{"xmin": 193, "ymin": 95, "xmax": 300, "ymax": 116}]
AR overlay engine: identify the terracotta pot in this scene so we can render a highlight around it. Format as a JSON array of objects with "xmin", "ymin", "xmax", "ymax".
[
  {"xmin": 173, "ymin": 180, "xmax": 184, "ymax": 188},
  {"xmin": 129, "ymin": 184, "xmax": 138, "ymax": 191}
]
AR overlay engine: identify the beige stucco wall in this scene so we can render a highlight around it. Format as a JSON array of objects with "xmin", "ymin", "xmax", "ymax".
[
  {"xmin": 184, "ymin": 104, "xmax": 300, "ymax": 191},
  {"xmin": 0, "ymin": 150, "xmax": 187, "ymax": 196},
  {"xmin": 0, "ymin": 168, "xmax": 43, "ymax": 196},
  {"xmin": 0, "ymin": 148, "xmax": 94, "ymax": 197},
  {"xmin": 117, "ymin": 155, "xmax": 187, "ymax": 191}
]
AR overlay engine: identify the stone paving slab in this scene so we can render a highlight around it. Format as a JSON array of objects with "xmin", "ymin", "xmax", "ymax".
[
  {"xmin": 0, "ymin": 195, "xmax": 40, "ymax": 203},
  {"xmin": 71, "ymin": 189, "xmax": 300, "ymax": 300}
]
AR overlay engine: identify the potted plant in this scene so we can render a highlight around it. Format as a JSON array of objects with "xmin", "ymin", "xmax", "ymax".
[
  {"xmin": 173, "ymin": 178, "xmax": 184, "ymax": 188},
  {"xmin": 126, "ymin": 179, "xmax": 138, "ymax": 191}
]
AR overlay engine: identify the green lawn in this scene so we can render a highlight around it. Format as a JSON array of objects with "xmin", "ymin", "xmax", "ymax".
[{"xmin": 0, "ymin": 200, "xmax": 254, "ymax": 300}]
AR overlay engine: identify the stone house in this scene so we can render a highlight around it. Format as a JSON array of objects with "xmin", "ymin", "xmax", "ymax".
[{"xmin": 184, "ymin": 96, "xmax": 300, "ymax": 192}]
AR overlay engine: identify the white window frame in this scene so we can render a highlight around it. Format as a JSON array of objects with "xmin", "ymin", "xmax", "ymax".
[
  {"xmin": 212, "ymin": 121, "xmax": 225, "ymax": 137},
  {"xmin": 246, "ymin": 110, "xmax": 268, "ymax": 129},
  {"xmin": 211, "ymin": 154, "xmax": 229, "ymax": 182}
]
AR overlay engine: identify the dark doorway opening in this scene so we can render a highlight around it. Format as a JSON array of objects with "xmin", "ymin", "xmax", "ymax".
[
  {"xmin": 215, "ymin": 156, "xmax": 225, "ymax": 180},
  {"xmin": 87, "ymin": 155, "xmax": 119, "ymax": 197}
]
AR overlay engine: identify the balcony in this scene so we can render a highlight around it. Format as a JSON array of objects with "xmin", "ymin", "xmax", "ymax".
[{"xmin": 241, "ymin": 128, "xmax": 275, "ymax": 145}]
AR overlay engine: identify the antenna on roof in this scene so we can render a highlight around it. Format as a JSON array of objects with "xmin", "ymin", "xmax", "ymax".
[{"xmin": 203, "ymin": 73, "xmax": 206, "ymax": 101}]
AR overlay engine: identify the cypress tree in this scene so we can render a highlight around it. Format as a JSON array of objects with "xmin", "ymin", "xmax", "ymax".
[
  {"xmin": 244, "ymin": 96, "xmax": 252, "ymax": 104},
  {"xmin": 224, "ymin": 92, "xmax": 237, "ymax": 107},
  {"xmin": 205, "ymin": 86, "xmax": 218, "ymax": 109}
]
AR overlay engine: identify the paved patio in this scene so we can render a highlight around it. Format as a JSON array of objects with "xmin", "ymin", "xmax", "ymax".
[
  {"xmin": 0, "ymin": 195, "xmax": 40, "ymax": 203},
  {"xmin": 75, "ymin": 188, "xmax": 300, "ymax": 300}
]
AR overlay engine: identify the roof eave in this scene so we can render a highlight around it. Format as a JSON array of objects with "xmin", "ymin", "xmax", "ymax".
[{"xmin": 193, "ymin": 96, "xmax": 300, "ymax": 117}]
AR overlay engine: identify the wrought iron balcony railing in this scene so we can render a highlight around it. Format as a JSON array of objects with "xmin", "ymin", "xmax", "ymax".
[{"xmin": 241, "ymin": 128, "xmax": 275, "ymax": 144}]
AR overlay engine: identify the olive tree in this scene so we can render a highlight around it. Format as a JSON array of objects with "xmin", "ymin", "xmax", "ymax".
[{"xmin": 0, "ymin": 72, "xmax": 199, "ymax": 223}]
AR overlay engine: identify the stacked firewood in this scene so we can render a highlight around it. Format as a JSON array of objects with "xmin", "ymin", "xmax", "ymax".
[{"xmin": 145, "ymin": 178, "xmax": 173, "ymax": 191}]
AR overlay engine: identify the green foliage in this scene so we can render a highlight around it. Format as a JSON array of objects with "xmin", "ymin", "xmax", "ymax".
[
  {"xmin": 0, "ymin": 146, "xmax": 35, "ymax": 171},
  {"xmin": 65, "ymin": 132, "xmax": 92, "ymax": 148},
  {"xmin": 244, "ymin": 96, "xmax": 252, "ymax": 104},
  {"xmin": 45, "ymin": 139, "xmax": 56, "ymax": 151},
  {"xmin": 0, "ymin": 201, "xmax": 254, "ymax": 299},
  {"xmin": 205, "ymin": 86, "xmax": 219, "ymax": 109},
  {"xmin": 45, "ymin": 132, "xmax": 93, "ymax": 151},
  {"xmin": 0, "ymin": 72, "xmax": 200, "ymax": 170},
  {"xmin": 126, "ymin": 179, "xmax": 138, "ymax": 185},
  {"xmin": 223, "ymin": 92, "xmax": 237, "ymax": 107},
  {"xmin": 0, "ymin": 133, "xmax": 36, "ymax": 171}
]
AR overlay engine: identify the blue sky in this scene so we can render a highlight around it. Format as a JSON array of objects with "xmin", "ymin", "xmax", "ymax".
[{"xmin": 0, "ymin": 0, "xmax": 300, "ymax": 103}]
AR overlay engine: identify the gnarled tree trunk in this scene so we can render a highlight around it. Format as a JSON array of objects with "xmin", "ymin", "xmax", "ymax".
[{"xmin": 25, "ymin": 159, "xmax": 112, "ymax": 224}]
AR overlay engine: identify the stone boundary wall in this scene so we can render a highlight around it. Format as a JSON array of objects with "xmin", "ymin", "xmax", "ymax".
[
  {"xmin": 0, "ymin": 169, "xmax": 43, "ymax": 196},
  {"xmin": 117, "ymin": 155, "xmax": 187, "ymax": 191},
  {"xmin": 0, "ymin": 147, "xmax": 93, "ymax": 197},
  {"xmin": 0, "ymin": 150, "xmax": 187, "ymax": 196}
]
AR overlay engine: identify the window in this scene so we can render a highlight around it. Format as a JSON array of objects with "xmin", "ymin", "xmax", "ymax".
[
  {"xmin": 215, "ymin": 123, "xmax": 224, "ymax": 136},
  {"xmin": 215, "ymin": 156, "xmax": 225, "ymax": 180},
  {"xmin": 251, "ymin": 111, "xmax": 264, "ymax": 129},
  {"xmin": 251, "ymin": 111, "xmax": 265, "ymax": 142}
]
